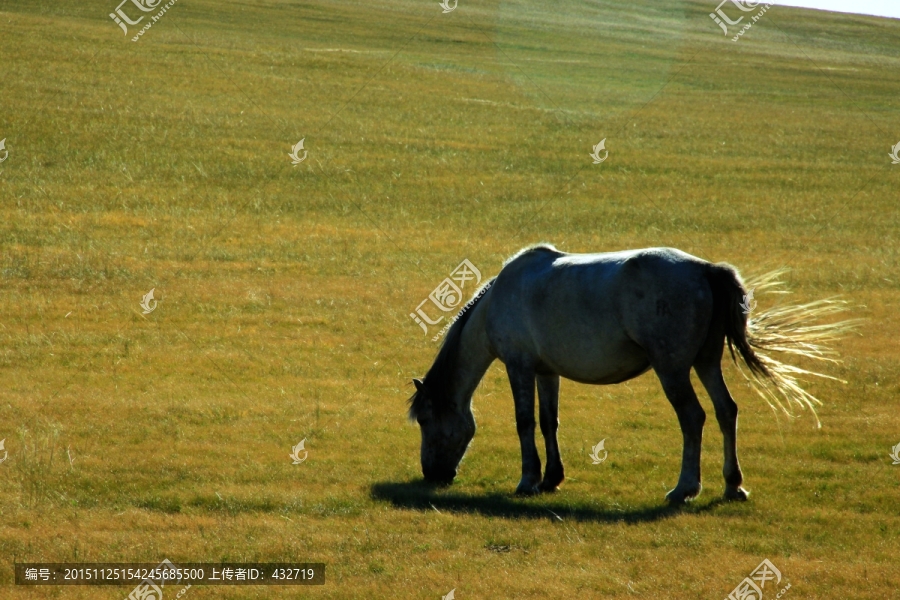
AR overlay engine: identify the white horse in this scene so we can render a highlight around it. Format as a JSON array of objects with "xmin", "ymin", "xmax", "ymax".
[{"xmin": 409, "ymin": 244, "xmax": 853, "ymax": 503}]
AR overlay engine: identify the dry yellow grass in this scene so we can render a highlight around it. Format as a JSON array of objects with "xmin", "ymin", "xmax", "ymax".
[{"xmin": 1, "ymin": 0, "xmax": 899, "ymax": 598}]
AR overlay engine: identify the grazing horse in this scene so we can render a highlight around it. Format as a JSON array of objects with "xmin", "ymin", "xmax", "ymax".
[{"xmin": 409, "ymin": 244, "xmax": 852, "ymax": 503}]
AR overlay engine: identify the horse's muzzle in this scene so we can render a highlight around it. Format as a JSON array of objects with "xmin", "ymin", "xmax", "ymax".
[{"xmin": 422, "ymin": 466, "xmax": 456, "ymax": 485}]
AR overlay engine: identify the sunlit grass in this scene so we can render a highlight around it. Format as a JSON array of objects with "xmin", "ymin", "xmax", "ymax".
[{"xmin": 0, "ymin": 0, "xmax": 898, "ymax": 598}]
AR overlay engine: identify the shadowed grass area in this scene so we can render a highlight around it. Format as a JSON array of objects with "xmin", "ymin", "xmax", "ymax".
[{"xmin": 371, "ymin": 480, "xmax": 706, "ymax": 524}]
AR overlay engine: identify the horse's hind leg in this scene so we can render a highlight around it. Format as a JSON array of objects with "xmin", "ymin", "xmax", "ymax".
[
  {"xmin": 694, "ymin": 357, "xmax": 748, "ymax": 501},
  {"xmin": 537, "ymin": 374, "xmax": 564, "ymax": 492},
  {"xmin": 655, "ymin": 369, "xmax": 706, "ymax": 504},
  {"xmin": 506, "ymin": 362, "xmax": 542, "ymax": 495}
]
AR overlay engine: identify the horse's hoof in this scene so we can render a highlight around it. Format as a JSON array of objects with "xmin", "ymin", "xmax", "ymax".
[
  {"xmin": 725, "ymin": 486, "xmax": 749, "ymax": 501},
  {"xmin": 538, "ymin": 481, "xmax": 561, "ymax": 493},
  {"xmin": 515, "ymin": 481, "xmax": 540, "ymax": 496},
  {"xmin": 538, "ymin": 473, "xmax": 564, "ymax": 493},
  {"xmin": 665, "ymin": 492, "xmax": 687, "ymax": 505},
  {"xmin": 665, "ymin": 485, "xmax": 701, "ymax": 505}
]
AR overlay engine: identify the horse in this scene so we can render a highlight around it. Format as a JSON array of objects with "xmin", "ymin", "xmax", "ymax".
[{"xmin": 408, "ymin": 244, "xmax": 854, "ymax": 503}]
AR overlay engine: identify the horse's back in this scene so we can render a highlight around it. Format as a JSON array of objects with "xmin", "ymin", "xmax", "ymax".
[{"xmin": 486, "ymin": 246, "xmax": 716, "ymax": 382}]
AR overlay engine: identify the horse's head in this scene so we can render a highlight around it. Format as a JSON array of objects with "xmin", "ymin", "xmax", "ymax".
[{"xmin": 409, "ymin": 378, "xmax": 475, "ymax": 484}]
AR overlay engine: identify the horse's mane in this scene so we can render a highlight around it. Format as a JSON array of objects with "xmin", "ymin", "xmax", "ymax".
[
  {"xmin": 502, "ymin": 242, "xmax": 559, "ymax": 266},
  {"xmin": 408, "ymin": 278, "xmax": 495, "ymax": 420}
]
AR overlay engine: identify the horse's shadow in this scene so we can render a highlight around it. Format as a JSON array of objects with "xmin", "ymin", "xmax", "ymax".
[{"xmin": 371, "ymin": 480, "xmax": 728, "ymax": 524}]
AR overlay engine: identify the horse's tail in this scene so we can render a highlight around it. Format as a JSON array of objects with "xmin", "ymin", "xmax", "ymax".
[{"xmin": 706, "ymin": 264, "xmax": 859, "ymax": 427}]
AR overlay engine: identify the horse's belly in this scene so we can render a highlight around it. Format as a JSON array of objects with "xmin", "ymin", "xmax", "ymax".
[{"xmin": 537, "ymin": 336, "xmax": 651, "ymax": 385}]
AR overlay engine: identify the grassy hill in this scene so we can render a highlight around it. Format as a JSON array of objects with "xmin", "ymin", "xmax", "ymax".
[{"xmin": 1, "ymin": 0, "xmax": 898, "ymax": 597}]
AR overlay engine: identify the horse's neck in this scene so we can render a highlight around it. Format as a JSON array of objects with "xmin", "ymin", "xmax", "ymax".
[{"xmin": 449, "ymin": 307, "xmax": 495, "ymax": 411}]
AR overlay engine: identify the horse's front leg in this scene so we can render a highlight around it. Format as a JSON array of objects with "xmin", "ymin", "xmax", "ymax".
[
  {"xmin": 537, "ymin": 373, "xmax": 564, "ymax": 492},
  {"xmin": 506, "ymin": 363, "xmax": 542, "ymax": 495}
]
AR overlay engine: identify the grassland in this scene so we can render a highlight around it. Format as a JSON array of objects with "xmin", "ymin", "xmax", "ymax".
[{"xmin": 1, "ymin": 0, "xmax": 899, "ymax": 598}]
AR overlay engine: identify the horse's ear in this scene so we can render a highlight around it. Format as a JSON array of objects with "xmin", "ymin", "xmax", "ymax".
[{"xmin": 409, "ymin": 378, "xmax": 428, "ymax": 421}]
